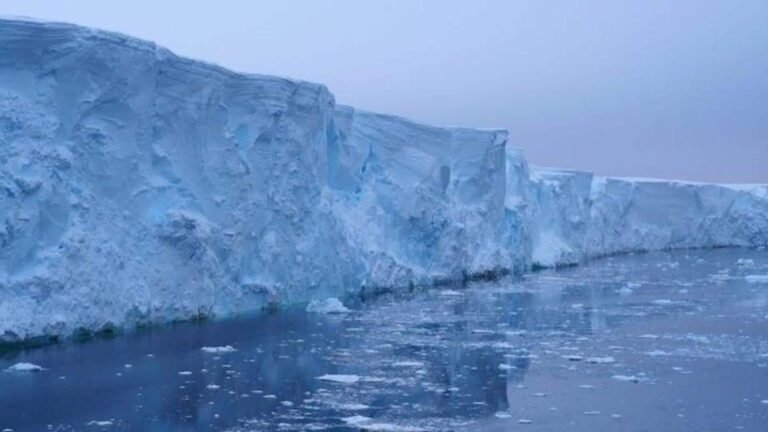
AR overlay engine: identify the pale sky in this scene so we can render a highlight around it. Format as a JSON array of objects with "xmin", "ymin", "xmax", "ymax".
[{"xmin": 2, "ymin": 0, "xmax": 766, "ymax": 182}]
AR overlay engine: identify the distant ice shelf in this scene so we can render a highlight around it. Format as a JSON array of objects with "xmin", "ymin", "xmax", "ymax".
[{"xmin": 0, "ymin": 17, "xmax": 766, "ymax": 343}]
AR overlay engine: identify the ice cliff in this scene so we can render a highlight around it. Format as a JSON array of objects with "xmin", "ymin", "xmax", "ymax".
[
  {"xmin": 527, "ymin": 169, "xmax": 768, "ymax": 267},
  {"xmin": 1, "ymin": 18, "xmax": 766, "ymax": 343}
]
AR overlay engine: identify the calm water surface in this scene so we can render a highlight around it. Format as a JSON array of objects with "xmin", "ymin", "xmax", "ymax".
[{"xmin": 2, "ymin": 249, "xmax": 768, "ymax": 431}]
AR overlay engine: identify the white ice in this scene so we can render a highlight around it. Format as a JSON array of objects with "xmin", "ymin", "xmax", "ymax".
[{"xmin": 0, "ymin": 17, "xmax": 766, "ymax": 343}]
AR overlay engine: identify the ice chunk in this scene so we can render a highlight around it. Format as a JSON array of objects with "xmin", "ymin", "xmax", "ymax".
[
  {"xmin": 306, "ymin": 298, "xmax": 350, "ymax": 314},
  {"xmin": 745, "ymin": 275, "xmax": 768, "ymax": 284},
  {"xmin": 342, "ymin": 415, "xmax": 372, "ymax": 426},
  {"xmin": 5, "ymin": 362, "xmax": 45, "ymax": 372},
  {"xmin": 86, "ymin": 420, "xmax": 113, "ymax": 427},
  {"xmin": 393, "ymin": 361, "xmax": 424, "ymax": 368},
  {"xmin": 612, "ymin": 375, "xmax": 640, "ymax": 383},
  {"xmin": 201, "ymin": 345, "xmax": 237, "ymax": 353},
  {"xmin": 586, "ymin": 356, "xmax": 616, "ymax": 364},
  {"xmin": 316, "ymin": 374, "xmax": 360, "ymax": 384},
  {"xmin": 337, "ymin": 403, "xmax": 370, "ymax": 411}
]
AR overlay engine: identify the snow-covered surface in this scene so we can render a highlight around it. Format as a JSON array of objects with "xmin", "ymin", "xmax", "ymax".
[{"xmin": 0, "ymin": 17, "xmax": 766, "ymax": 343}]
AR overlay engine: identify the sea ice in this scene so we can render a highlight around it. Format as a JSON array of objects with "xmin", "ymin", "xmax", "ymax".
[
  {"xmin": 4, "ymin": 362, "xmax": 44, "ymax": 372},
  {"xmin": 201, "ymin": 345, "xmax": 237, "ymax": 353},
  {"xmin": 317, "ymin": 374, "xmax": 360, "ymax": 384},
  {"xmin": 306, "ymin": 298, "xmax": 351, "ymax": 314}
]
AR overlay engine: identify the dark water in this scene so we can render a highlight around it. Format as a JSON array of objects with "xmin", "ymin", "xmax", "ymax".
[{"xmin": 2, "ymin": 249, "xmax": 768, "ymax": 431}]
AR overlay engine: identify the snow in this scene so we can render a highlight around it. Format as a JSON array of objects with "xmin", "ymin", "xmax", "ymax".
[
  {"xmin": 4, "ymin": 362, "xmax": 45, "ymax": 372},
  {"xmin": 0, "ymin": 17, "xmax": 767, "ymax": 344},
  {"xmin": 306, "ymin": 298, "xmax": 350, "ymax": 314}
]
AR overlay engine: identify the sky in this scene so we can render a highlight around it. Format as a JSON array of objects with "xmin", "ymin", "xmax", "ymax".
[{"xmin": 2, "ymin": 0, "xmax": 766, "ymax": 182}]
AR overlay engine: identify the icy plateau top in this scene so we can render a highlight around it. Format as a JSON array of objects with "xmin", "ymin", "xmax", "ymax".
[{"xmin": 1, "ymin": 18, "xmax": 766, "ymax": 343}]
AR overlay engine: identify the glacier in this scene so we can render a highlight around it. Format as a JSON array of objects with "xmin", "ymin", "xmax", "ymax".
[{"xmin": 0, "ymin": 17, "xmax": 766, "ymax": 343}]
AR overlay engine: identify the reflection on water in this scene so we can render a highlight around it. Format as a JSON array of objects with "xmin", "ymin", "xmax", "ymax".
[{"xmin": 1, "ymin": 249, "xmax": 768, "ymax": 431}]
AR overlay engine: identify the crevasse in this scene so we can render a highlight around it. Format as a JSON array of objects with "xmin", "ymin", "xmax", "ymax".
[{"xmin": 1, "ymin": 18, "xmax": 766, "ymax": 343}]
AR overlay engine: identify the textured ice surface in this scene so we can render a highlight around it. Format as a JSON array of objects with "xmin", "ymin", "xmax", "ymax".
[
  {"xmin": 0, "ymin": 17, "xmax": 767, "ymax": 342},
  {"xmin": 331, "ymin": 106, "xmax": 525, "ymax": 289},
  {"xmin": 528, "ymin": 168, "xmax": 768, "ymax": 267},
  {"xmin": 0, "ymin": 17, "xmax": 359, "ymax": 342}
]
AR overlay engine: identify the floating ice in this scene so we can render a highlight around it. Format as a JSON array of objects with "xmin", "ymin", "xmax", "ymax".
[
  {"xmin": 5, "ymin": 362, "xmax": 45, "ymax": 372},
  {"xmin": 86, "ymin": 420, "xmax": 113, "ymax": 427},
  {"xmin": 586, "ymin": 356, "xmax": 616, "ymax": 364},
  {"xmin": 342, "ymin": 415, "xmax": 372, "ymax": 426},
  {"xmin": 317, "ymin": 374, "xmax": 360, "ymax": 384},
  {"xmin": 612, "ymin": 375, "xmax": 640, "ymax": 383},
  {"xmin": 745, "ymin": 275, "xmax": 768, "ymax": 284},
  {"xmin": 0, "ymin": 17, "xmax": 767, "ymax": 343},
  {"xmin": 337, "ymin": 403, "xmax": 370, "ymax": 411},
  {"xmin": 618, "ymin": 286, "xmax": 634, "ymax": 295},
  {"xmin": 306, "ymin": 298, "xmax": 351, "ymax": 314},
  {"xmin": 201, "ymin": 345, "xmax": 237, "ymax": 353},
  {"xmin": 393, "ymin": 361, "xmax": 424, "ymax": 368}
]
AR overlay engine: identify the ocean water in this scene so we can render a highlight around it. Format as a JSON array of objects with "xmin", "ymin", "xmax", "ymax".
[{"xmin": 2, "ymin": 249, "xmax": 767, "ymax": 431}]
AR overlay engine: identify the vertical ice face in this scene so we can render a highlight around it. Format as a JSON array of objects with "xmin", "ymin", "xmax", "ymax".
[
  {"xmin": 586, "ymin": 178, "xmax": 768, "ymax": 256},
  {"xmin": 0, "ymin": 18, "xmax": 358, "ymax": 341},
  {"xmin": 526, "ymin": 170, "xmax": 768, "ymax": 267},
  {"xmin": 527, "ymin": 168, "xmax": 594, "ymax": 267},
  {"xmin": 0, "ymin": 17, "xmax": 766, "ymax": 343},
  {"xmin": 328, "ymin": 106, "xmax": 525, "ymax": 290}
]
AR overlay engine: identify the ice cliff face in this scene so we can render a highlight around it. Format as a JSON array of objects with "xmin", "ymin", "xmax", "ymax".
[
  {"xmin": 527, "ymin": 169, "xmax": 768, "ymax": 267},
  {"xmin": 1, "ymin": 18, "xmax": 766, "ymax": 343},
  {"xmin": 329, "ymin": 106, "xmax": 526, "ymax": 291},
  {"xmin": 0, "ymin": 18, "xmax": 360, "ymax": 341}
]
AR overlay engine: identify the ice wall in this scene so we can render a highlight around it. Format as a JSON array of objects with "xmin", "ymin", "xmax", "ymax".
[
  {"xmin": 0, "ymin": 18, "xmax": 524, "ymax": 342},
  {"xmin": 527, "ymin": 168, "xmax": 768, "ymax": 267},
  {"xmin": 0, "ymin": 18, "xmax": 766, "ymax": 343},
  {"xmin": 0, "ymin": 18, "xmax": 361, "ymax": 341},
  {"xmin": 329, "ymin": 107, "xmax": 526, "ymax": 291}
]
